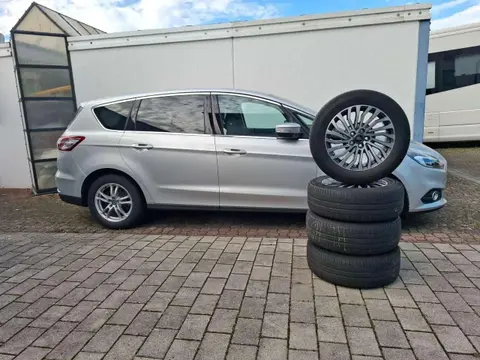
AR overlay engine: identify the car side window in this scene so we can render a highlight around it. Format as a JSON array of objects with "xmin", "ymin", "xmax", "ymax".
[
  {"xmin": 94, "ymin": 100, "xmax": 134, "ymax": 130},
  {"xmin": 217, "ymin": 95, "xmax": 289, "ymax": 137},
  {"xmin": 295, "ymin": 112, "xmax": 314, "ymax": 128},
  {"xmin": 135, "ymin": 95, "xmax": 205, "ymax": 134}
]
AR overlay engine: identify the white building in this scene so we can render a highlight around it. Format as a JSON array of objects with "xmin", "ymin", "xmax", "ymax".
[{"xmin": 0, "ymin": 2, "xmax": 431, "ymax": 192}]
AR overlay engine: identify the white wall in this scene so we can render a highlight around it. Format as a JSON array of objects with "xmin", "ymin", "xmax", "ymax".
[
  {"xmin": 69, "ymin": 5, "xmax": 430, "ymax": 137},
  {"xmin": 0, "ymin": 44, "xmax": 32, "ymax": 189},
  {"xmin": 71, "ymin": 39, "xmax": 234, "ymax": 103},
  {"xmin": 232, "ymin": 21, "xmax": 419, "ymax": 125}
]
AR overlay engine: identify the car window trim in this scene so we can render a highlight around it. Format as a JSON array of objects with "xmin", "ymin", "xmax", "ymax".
[
  {"xmin": 132, "ymin": 93, "xmax": 209, "ymax": 135},
  {"xmin": 282, "ymin": 107, "xmax": 312, "ymax": 138}
]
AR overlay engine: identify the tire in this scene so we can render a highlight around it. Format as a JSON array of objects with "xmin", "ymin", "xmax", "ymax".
[
  {"xmin": 87, "ymin": 174, "xmax": 145, "ymax": 229},
  {"xmin": 306, "ymin": 210, "xmax": 401, "ymax": 256},
  {"xmin": 308, "ymin": 176, "xmax": 404, "ymax": 223},
  {"xmin": 310, "ymin": 90, "xmax": 410, "ymax": 184},
  {"xmin": 307, "ymin": 241, "xmax": 400, "ymax": 289}
]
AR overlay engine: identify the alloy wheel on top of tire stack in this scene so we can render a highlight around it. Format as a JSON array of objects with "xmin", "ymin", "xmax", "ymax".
[{"xmin": 306, "ymin": 176, "xmax": 404, "ymax": 288}]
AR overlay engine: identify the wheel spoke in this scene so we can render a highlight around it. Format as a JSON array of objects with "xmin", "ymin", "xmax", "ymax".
[
  {"xmin": 96, "ymin": 193, "xmax": 111, "ymax": 203},
  {"xmin": 347, "ymin": 148, "xmax": 359, "ymax": 169},
  {"xmin": 103, "ymin": 204, "xmax": 114, "ymax": 217},
  {"xmin": 339, "ymin": 147, "xmax": 356, "ymax": 167},
  {"xmin": 327, "ymin": 126, "xmax": 350, "ymax": 139},
  {"xmin": 371, "ymin": 138, "xmax": 393, "ymax": 148},
  {"xmin": 366, "ymin": 116, "xmax": 391, "ymax": 130},
  {"xmin": 326, "ymin": 138, "xmax": 350, "ymax": 145},
  {"xmin": 111, "ymin": 205, "xmax": 121, "ymax": 218},
  {"xmin": 353, "ymin": 105, "xmax": 361, "ymax": 129},
  {"xmin": 371, "ymin": 123, "xmax": 394, "ymax": 132},
  {"xmin": 369, "ymin": 142, "xmax": 388, "ymax": 158},
  {"xmin": 359, "ymin": 106, "xmax": 372, "ymax": 127},
  {"xmin": 335, "ymin": 115, "xmax": 352, "ymax": 133},
  {"xmin": 373, "ymin": 132, "xmax": 395, "ymax": 140},
  {"xmin": 363, "ymin": 109, "xmax": 381, "ymax": 128},
  {"xmin": 116, "ymin": 205, "xmax": 127, "ymax": 217}
]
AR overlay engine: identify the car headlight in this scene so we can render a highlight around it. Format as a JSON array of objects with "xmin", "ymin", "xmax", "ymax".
[{"xmin": 407, "ymin": 150, "xmax": 445, "ymax": 169}]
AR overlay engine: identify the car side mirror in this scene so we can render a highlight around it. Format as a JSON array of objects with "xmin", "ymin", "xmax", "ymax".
[{"xmin": 276, "ymin": 123, "xmax": 301, "ymax": 140}]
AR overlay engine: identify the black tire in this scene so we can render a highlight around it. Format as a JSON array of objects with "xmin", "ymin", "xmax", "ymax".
[
  {"xmin": 306, "ymin": 210, "xmax": 401, "ymax": 256},
  {"xmin": 307, "ymin": 241, "xmax": 400, "ymax": 289},
  {"xmin": 87, "ymin": 174, "xmax": 145, "ymax": 229},
  {"xmin": 308, "ymin": 176, "xmax": 404, "ymax": 223},
  {"xmin": 310, "ymin": 90, "xmax": 410, "ymax": 184}
]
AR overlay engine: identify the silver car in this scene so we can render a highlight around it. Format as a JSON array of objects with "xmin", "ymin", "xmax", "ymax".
[{"xmin": 55, "ymin": 89, "xmax": 447, "ymax": 229}]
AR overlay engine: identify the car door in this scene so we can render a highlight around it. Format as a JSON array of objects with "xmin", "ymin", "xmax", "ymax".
[
  {"xmin": 212, "ymin": 93, "xmax": 317, "ymax": 210},
  {"xmin": 118, "ymin": 93, "xmax": 219, "ymax": 208}
]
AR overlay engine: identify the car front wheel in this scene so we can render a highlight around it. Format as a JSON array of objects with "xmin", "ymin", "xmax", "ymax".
[{"xmin": 87, "ymin": 174, "xmax": 145, "ymax": 229}]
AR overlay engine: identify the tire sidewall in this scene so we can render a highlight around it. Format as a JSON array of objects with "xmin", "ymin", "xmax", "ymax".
[
  {"xmin": 310, "ymin": 90, "xmax": 411, "ymax": 184},
  {"xmin": 87, "ymin": 174, "xmax": 145, "ymax": 229},
  {"xmin": 307, "ymin": 176, "xmax": 405, "ymax": 223}
]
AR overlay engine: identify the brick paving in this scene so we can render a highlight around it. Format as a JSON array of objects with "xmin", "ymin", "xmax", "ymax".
[{"xmin": 0, "ymin": 233, "xmax": 479, "ymax": 359}]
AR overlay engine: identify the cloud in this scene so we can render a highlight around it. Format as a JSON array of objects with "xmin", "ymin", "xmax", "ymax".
[
  {"xmin": 0, "ymin": 0, "xmax": 280, "ymax": 36},
  {"xmin": 431, "ymin": 0, "xmax": 470, "ymax": 14},
  {"xmin": 431, "ymin": 1, "xmax": 480, "ymax": 30}
]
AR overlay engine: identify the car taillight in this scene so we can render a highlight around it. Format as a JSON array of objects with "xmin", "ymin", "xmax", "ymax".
[{"xmin": 57, "ymin": 136, "xmax": 85, "ymax": 151}]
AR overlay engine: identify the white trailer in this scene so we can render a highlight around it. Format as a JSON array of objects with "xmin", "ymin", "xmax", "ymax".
[
  {"xmin": 425, "ymin": 22, "xmax": 480, "ymax": 142},
  {"xmin": 68, "ymin": 5, "xmax": 431, "ymax": 142}
]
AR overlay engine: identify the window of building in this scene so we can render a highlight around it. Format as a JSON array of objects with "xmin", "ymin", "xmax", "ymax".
[
  {"xmin": 135, "ymin": 95, "xmax": 205, "ymax": 134},
  {"xmin": 218, "ymin": 95, "xmax": 289, "ymax": 136},
  {"xmin": 94, "ymin": 101, "xmax": 134, "ymax": 130}
]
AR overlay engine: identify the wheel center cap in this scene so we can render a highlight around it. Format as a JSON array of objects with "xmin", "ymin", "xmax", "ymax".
[{"xmin": 354, "ymin": 135, "xmax": 364, "ymax": 143}]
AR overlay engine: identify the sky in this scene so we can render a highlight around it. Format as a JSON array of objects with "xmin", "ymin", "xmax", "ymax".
[{"xmin": 0, "ymin": 0, "xmax": 479, "ymax": 38}]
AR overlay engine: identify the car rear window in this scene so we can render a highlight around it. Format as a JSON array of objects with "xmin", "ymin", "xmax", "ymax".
[{"xmin": 94, "ymin": 100, "xmax": 134, "ymax": 130}]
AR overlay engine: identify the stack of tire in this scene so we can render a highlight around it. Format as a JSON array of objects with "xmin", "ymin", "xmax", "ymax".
[{"xmin": 307, "ymin": 90, "xmax": 410, "ymax": 289}]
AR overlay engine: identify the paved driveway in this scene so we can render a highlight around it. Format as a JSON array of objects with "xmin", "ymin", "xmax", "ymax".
[{"xmin": 0, "ymin": 232, "xmax": 479, "ymax": 359}]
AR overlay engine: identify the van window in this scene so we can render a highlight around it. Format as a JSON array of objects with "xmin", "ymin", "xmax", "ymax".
[{"xmin": 94, "ymin": 101, "xmax": 134, "ymax": 130}]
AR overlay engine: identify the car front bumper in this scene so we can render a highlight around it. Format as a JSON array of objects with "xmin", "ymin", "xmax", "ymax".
[{"xmin": 394, "ymin": 156, "xmax": 447, "ymax": 214}]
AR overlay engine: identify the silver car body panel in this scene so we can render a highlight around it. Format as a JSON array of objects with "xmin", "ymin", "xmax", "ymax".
[{"xmin": 56, "ymin": 89, "xmax": 447, "ymax": 213}]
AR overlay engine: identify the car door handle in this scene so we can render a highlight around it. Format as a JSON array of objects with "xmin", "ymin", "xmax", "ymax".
[
  {"xmin": 223, "ymin": 148, "xmax": 247, "ymax": 155},
  {"xmin": 132, "ymin": 143, "xmax": 153, "ymax": 150}
]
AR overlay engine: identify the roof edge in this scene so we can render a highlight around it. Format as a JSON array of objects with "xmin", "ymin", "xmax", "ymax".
[
  {"xmin": 68, "ymin": 4, "xmax": 431, "ymax": 51},
  {"xmin": 431, "ymin": 21, "xmax": 480, "ymax": 38}
]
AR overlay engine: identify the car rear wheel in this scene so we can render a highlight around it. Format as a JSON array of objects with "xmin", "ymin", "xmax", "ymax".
[
  {"xmin": 310, "ymin": 90, "xmax": 411, "ymax": 184},
  {"xmin": 87, "ymin": 174, "xmax": 145, "ymax": 229}
]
